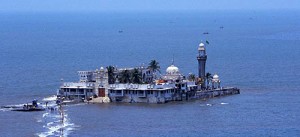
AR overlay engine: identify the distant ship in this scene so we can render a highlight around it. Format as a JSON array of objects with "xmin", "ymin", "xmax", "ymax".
[{"xmin": 203, "ymin": 32, "xmax": 209, "ymax": 34}]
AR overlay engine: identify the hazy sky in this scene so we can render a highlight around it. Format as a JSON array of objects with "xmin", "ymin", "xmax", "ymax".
[{"xmin": 1, "ymin": 0, "xmax": 300, "ymax": 12}]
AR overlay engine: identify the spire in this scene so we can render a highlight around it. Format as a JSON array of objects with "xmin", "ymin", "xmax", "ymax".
[{"xmin": 172, "ymin": 54, "xmax": 174, "ymax": 65}]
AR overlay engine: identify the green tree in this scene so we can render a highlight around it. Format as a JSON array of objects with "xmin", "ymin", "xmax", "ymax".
[
  {"xmin": 119, "ymin": 69, "xmax": 131, "ymax": 83},
  {"xmin": 205, "ymin": 72, "xmax": 213, "ymax": 88},
  {"xmin": 148, "ymin": 60, "xmax": 160, "ymax": 73},
  {"xmin": 106, "ymin": 66, "xmax": 115, "ymax": 84},
  {"xmin": 131, "ymin": 68, "xmax": 142, "ymax": 84},
  {"xmin": 148, "ymin": 60, "xmax": 161, "ymax": 83}
]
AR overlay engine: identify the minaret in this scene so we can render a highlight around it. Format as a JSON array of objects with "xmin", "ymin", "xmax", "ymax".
[{"xmin": 197, "ymin": 42, "xmax": 207, "ymax": 88}]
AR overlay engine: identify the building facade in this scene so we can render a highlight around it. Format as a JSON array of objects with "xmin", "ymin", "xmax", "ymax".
[{"xmin": 57, "ymin": 42, "xmax": 223, "ymax": 103}]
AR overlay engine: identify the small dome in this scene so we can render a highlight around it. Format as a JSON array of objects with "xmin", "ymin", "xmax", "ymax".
[
  {"xmin": 198, "ymin": 43, "xmax": 205, "ymax": 51},
  {"xmin": 100, "ymin": 67, "xmax": 104, "ymax": 72},
  {"xmin": 166, "ymin": 65, "xmax": 179, "ymax": 74},
  {"xmin": 213, "ymin": 74, "xmax": 219, "ymax": 79},
  {"xmin": 199, "ymin": 43, "xmax": 205, "ymax": 47}
]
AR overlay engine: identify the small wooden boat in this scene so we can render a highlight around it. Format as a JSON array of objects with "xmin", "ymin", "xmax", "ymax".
[
  {"xmin": 11, "ymin": 100, "xmax": 45, "ymax": 112},
  {"xmin": 12, "ymin": 107, "xmax": 45, "ymax": 112}
]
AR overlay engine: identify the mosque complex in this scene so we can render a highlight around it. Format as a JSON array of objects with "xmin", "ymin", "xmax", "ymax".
[{"xmin": 57, "ymin": 42, "xmax": 240, "ymax": 103}]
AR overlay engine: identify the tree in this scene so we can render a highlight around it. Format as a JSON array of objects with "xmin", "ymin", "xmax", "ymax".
[
  {"xmin": 119, "ymin": 69, "xmax": 131, "ymax": 83},
  {"xmin": 205, "ymin": 72, "xmax": 213, "ymax": 89},
  {"xmin": 148, "ymin": 60, "xmax": 160, "ymax": 73},
  {"xmin": 188, "ymin": 73, "xmax": 196, "ymax": 81},
  {"xmin": 147, "ymin": 60, "xmax": 160, "ymax": 83},
  {"xmin": 131, "ymin": 68, "xmax": 142, "ymax": 84},
  {"xmin": 106, "ymin": 66, "xmax": 115, "ymax": 84}
]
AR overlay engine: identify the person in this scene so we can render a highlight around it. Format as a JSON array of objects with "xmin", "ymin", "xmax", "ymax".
[
  {"xmin": 45, "ymin": 101, "xmax": 48, "ymax": 107},
  {"xmin": 32, "ymin": 100, "xmax": 38, "ymax": 107},
  {"xmin": 50, "ymin": 107, "xmax": 55, "ymax": 111}
]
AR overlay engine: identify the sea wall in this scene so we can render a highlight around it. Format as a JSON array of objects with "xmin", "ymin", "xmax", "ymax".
[
  {"xmin": 90, "ymin": 87, "xmax": 240, "ymax": 104},
  {"xmin": 194, "ymin": 87, "xmax": 240, "ymax": 99}
]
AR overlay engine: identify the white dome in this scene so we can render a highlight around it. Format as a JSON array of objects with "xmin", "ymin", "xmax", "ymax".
[
  {"xmin": 198, "ymin": 42, "xmax": 205, "ymax": 51},
  {"xmin": 199, "ymin": 43, "xmax": 205, "ymax": 47},
  {"xmin": 213, "ymin": 74, "xmax": 219, "ymax": 79},
  {"xmin": 166, "ymin": 65, "xmax": 179, "ymax": 74}
]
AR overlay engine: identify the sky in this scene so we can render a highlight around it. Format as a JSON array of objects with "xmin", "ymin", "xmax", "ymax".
[{"xmin": 1, "ymin": 0, "xmax": 300, "ymax": 12}]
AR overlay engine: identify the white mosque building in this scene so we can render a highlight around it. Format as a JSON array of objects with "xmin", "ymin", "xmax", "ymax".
[
  {"xmin": 108, "ymin": 62, "xmax": 198, "ymax": 103},
  {"xmin": 57, "ymin": 42, "xmax": 227, "ymax": 103}
]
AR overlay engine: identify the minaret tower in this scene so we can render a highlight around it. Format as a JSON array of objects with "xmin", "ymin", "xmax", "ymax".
[{"xmin": 197, "ymin": 42, "xmax": 207, "ymax": 88}]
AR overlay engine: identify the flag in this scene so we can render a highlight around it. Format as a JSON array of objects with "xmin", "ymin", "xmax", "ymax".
[{"xmin": 206, "ymin": 40, "xmax": 210, "ymax": 45}]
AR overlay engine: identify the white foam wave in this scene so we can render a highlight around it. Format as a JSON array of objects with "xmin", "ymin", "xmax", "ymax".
[
  {"xmin": 37, "ymin": 105, "xmax": 78, "ymax": 137},
  {"xmin": 0, "ymin": 108, "xmax": 9, "ymax": 112},
  {"xmin": 220, "ymin": 102, "xmax": 229, "ymax": 105},
  {"xmin": 206, "ymin": 103, "xmax": 212, "ymax": 106},
  {"xmin": 43, "ymin": 95, "xmax": 57, "ymax": 101},
  {"xmin": 42, "ymin": 113, "xmax": 49, "ymax": 118},
  {"xmin": 0, "ymin": 103, "xmax": 25, "ymax": 112},
  {"xmin": 6, "ymin": 103, "xmax": 25, "ymax": 107}
]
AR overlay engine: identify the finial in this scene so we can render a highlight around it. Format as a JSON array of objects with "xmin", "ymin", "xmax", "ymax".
[{"xmin": 172, "ymin": 54, "xmax": 174, "ymax": 65}]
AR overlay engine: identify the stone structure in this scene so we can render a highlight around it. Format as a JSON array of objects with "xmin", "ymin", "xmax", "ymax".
[
  {"xmin": 56, "ymin": 41, "xmax": 240, "ymax": 104},
  {"xmin": 197, "ymin": 42, "xmax": 207, "ymax": 89}
]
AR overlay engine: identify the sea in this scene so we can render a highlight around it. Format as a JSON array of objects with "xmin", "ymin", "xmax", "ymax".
[{"xmin": 0, "ymin": 10, "xmax": 300, "ymax": 137}]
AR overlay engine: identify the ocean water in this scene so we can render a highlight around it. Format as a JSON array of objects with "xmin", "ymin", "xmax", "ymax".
[{"xmin": 0, "ymin": 10, "xmax": 300, "ymax": 136}]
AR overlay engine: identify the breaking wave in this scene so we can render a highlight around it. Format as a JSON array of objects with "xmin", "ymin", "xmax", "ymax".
[{"xmin": 36, "ymin": 97, "xmax": 79, "ymax": 137}]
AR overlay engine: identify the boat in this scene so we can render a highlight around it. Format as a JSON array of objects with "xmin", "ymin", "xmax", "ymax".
[
  {"xmin": 203, "ymin": 32, "xmax": 209, "ymax": 34},
  {"xmin": 11, "ymin": 100, "xmax": 45, "ymax": 112}
]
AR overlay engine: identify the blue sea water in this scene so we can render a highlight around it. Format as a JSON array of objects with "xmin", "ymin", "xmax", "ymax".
[{"xmin": 0, "ymin": 10, "xmax": 300, "ymax": 136}]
